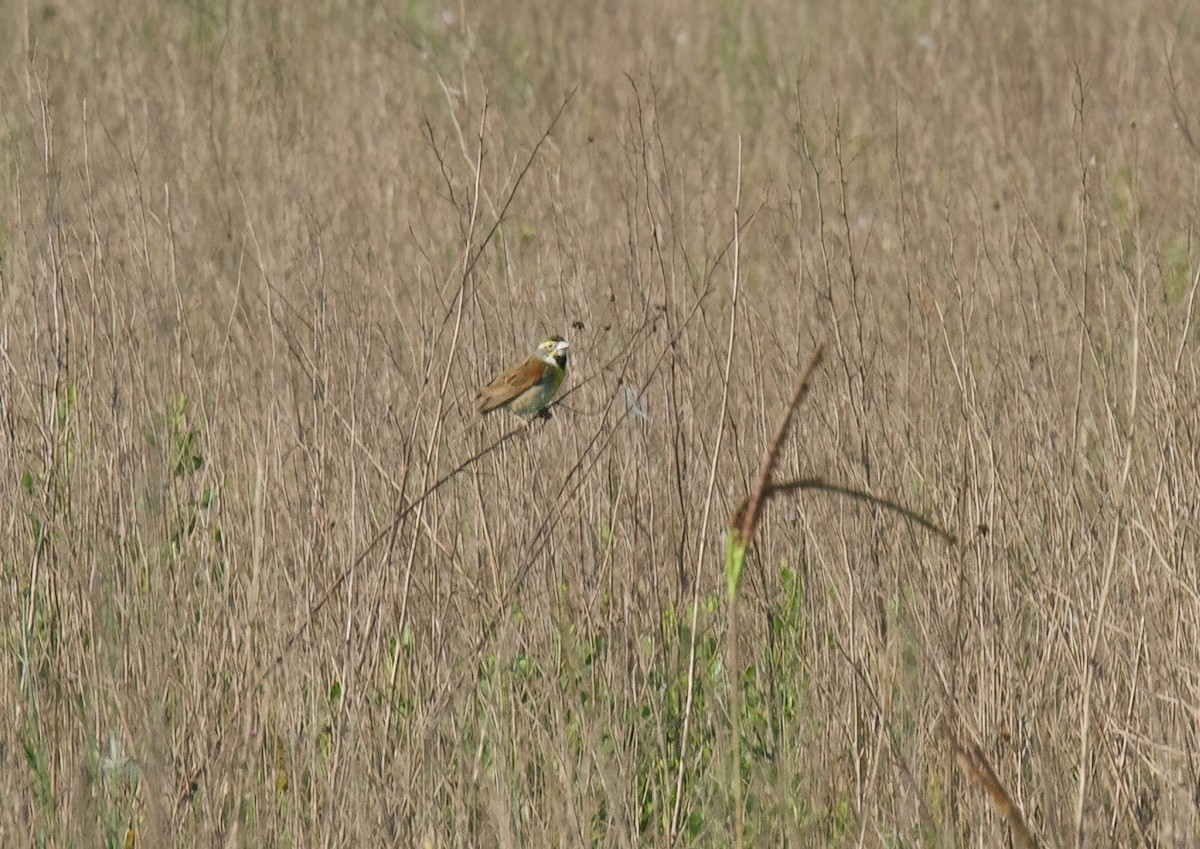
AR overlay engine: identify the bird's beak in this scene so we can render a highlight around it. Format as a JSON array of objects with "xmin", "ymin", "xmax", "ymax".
[{"xmin": 557, "ymin": 340, "xmax": 570, "ymax": 352}]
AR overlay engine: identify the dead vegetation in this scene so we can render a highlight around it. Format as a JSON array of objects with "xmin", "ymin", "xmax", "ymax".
[{"xmin": 2, "ymin": 1, "xmax": 1199, "ymax": 845}]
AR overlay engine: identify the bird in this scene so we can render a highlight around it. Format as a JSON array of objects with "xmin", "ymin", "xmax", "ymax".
[{"xmin": 475, "ymin": 335, "xmax": 569, "ymax": 417}]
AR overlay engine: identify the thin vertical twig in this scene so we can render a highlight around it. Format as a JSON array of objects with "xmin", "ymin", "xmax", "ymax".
[{"xmin": 669, "ymin": 136, "xmax": 744, "ymax": 843}]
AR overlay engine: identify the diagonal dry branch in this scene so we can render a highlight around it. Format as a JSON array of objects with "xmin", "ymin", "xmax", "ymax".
[
  {"xmin": 733, "ymin": 344, "xmax": 825, "ymax": 545},
  {"xmin": 943, "ymin": 716, "xmax": 1041, "ymax": 849}
]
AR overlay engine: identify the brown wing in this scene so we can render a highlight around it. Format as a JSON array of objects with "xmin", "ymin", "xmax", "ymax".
[{"xmin": 476, "ymin": 356, "xmax": 549, "ymax": 414}]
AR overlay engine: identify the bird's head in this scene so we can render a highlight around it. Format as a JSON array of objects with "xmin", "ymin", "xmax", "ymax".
[{"xmin": 536, "ymin": 336, "xmax": 569, "ymax": 369}]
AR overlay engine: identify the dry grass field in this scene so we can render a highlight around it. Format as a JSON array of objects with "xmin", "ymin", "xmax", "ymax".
[{"xmin": 3, "ymin": 0, "xmax": 1200, "ymax": 845}]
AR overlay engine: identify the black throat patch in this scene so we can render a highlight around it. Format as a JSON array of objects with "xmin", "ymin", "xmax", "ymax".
[{"xmin": 554, "ymin": 351, "xmax": 568, "ymax": 370}]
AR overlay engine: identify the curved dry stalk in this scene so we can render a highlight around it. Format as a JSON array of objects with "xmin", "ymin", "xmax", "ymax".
[{"xmin": 734, "ymin": 478, "xmax": 957, "ymax": 546}]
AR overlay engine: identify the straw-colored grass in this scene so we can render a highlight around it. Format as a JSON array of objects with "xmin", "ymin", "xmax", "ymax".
[{"xmin": 3, "ymin": 1, "xmax": 1199, "ymax": 845}]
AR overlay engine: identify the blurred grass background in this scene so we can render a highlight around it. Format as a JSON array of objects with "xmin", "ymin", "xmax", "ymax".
[{"xmin": 2, "ymin": 0, "xmax": 1199, "ymax": 845}]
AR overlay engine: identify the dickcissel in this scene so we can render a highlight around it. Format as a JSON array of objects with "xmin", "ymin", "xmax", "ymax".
[{"xmin": 476, "ymin": 336, "xmax": 569, "ymax": 417}]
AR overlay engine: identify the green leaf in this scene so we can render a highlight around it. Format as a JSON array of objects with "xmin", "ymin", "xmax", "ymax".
[{"xmin": 725, "ymin": 530, "xmax": 747, "ymax": 600}]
